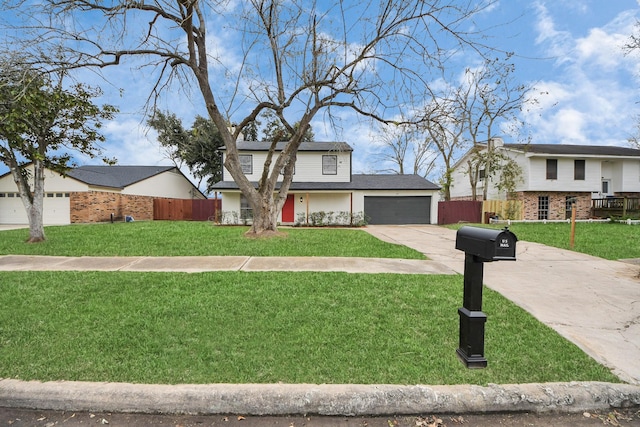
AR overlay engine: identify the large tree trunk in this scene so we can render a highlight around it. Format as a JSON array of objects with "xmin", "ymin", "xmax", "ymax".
[
  {"xmin": 9, "ymin": 159, "xmax": 46, "ymax": 242},
  {"xmin": 26, "ymin": 160, "xmax": 46, "ymax": 242},
  {"xmin": 27, "ymin": 200, "xmax": 45, "ymax": 242},
  {"xmin": 248, "ymin": 196, "xmax": 280, "ymax": 236}
]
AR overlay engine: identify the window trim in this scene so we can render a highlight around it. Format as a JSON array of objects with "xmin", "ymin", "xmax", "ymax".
[
  {"xmin": 322, "ymin": 154, "xmax": 338, "ymax": 175},
  {"xmin": 239, "ymin": 154, "xmax": 253, "ymax": 175},
  {"xmin": 574, "ymin": 159, "xmax": 585, "ymax": 180},
  {"xmin": 546, "ymin": 159, "xmax": 558, "ymax": 180}
]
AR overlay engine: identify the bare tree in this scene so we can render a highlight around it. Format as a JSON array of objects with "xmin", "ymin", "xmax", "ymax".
[
  {"xmin": 3, "ymin": 0, "xmax": 497, "ymax": 236},
  {"xmin": 375, "ymin": 123, "xmax": 436, "ymax": 177},
  {"xmin": 420, "ymin": 92, "xmax": 469, "ymax": 201},
  {"xmin": 625, "ymin": 21, "xmax": 640, "ymax": 147},
  {"xmin": 462, "ymin": 55, "xmax": 529, "ymax": 200}
]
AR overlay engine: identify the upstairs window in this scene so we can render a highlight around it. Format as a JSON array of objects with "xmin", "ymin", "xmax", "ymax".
[
  {"xmin": 239, "ymin": 155, "xmax": 253, "ymax": 174},
  {"xmin": 546, "ymin": 159, "xmax": 557, "ymax": 180},
  {"xmin": 574, "ymin": 160, "xmax": 585, "ymax": 180},
  {"xmin": 322, "ymin": 155, "xmax": 337, "ymax": 175}
]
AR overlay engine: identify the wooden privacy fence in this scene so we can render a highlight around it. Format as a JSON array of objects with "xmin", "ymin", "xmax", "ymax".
[
  {"xmin": 438, "ymin": 201, "xmax": 482, "ymax": 224},
  {"xmin": 438, "ymin": 200, "xmax": 522, "ymax": 224},
  {"xmin": 153, "ymin": 198, "xmax": 220, "ymax": 221},
  {"xmin": 482, "ymin": 200, "xmax": 523, "ymax": 222}
]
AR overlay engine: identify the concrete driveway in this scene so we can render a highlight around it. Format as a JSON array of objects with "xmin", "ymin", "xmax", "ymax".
[
  {"xmin": 364, "ymin": 225, "xmax": 640, "ymax": 385},
  {"xmin": 0, "ymin": 224, "xmax": 27, "ymax": 231}
]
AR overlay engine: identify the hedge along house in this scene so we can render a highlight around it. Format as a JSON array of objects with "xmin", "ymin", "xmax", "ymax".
[
  {"xmin": 0, "ymin": 165, "xmax": 205, "ymax": 225},
  {"xmin": 211, "ymin": 141, "xmax": 441, "ymax": 225}
]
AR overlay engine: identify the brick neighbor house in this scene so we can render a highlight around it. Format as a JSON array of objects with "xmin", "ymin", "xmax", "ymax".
[
  {"xmin": 0, "ymin": 165, "xmax": 205, "ymax": 225},
  {"xmin": 449, "ymin": 139, "xmax": 640, "ymax": 220}
]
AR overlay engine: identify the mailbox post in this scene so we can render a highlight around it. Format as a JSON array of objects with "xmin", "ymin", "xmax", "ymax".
[{"xmin": 455, "ymin": 226, "xmax": 517, "ymax": 368}]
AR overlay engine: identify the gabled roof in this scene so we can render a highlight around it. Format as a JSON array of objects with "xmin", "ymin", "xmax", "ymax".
[
  {"xmin": 67, "ymin": 165, "xmax": 177, "ymax": 189},
  {"xmin": 230, "ymin": 141, "xmax": 353, "ymax": 152},
  {"xmin": 211, "ymin": 174, "xmax": 440, "ymax": 191},
  {"xmin": 504, "ymin": 144, "xmax": 640, "ymax": 157}
]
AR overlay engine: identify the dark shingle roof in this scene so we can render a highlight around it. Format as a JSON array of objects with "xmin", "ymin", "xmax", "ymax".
[
  {"xmin": 231, "ymin": 141, "xmax": 353, "ymax": 152},
  {"xmin": 211, "ymin": 174, "xmax": 440, "ymax": 191},
  {"xmin": 67, "ymin": 165, "xmax": 176, "ymax": 189},
  {"xmin": 505, "ymin": 144, "xmax": 640, "ymax": 157}
]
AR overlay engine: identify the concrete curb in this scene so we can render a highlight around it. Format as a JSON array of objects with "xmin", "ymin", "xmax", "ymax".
[{"xmin": 1, "ymin": 379, "xmax": 639, "ymax": 416}]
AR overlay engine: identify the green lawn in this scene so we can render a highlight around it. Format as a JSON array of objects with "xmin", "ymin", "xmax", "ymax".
[
  {"xmin": 0, "ymin": 221, "xmax": 424, "ymax": 259},
  {"xmin": 0, "ymin": 221, "xmax": 623, "ymax": 385},
  {"xmin": 0, "ymin": 271, "xmax": 619, "ymax": 385},
  {"xmin": 449, "ymin": 221, "xmax": 640, "ymax": 260}
]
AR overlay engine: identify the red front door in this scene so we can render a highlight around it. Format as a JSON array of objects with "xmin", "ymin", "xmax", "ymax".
[{"xmin": 282, "ymin": 194, "xmax": 295, "ymax": 223}]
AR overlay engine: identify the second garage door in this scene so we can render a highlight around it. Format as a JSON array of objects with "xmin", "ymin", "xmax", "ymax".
[
  {"xmin": 364, "ymin": 196, "xmax": 431, "ymax": 225},
  {"xmin": 0, "ymin": 192, "xmax": 70, "ymax": 225}
]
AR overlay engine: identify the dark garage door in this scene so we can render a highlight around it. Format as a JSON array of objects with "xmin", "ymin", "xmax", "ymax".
[{"xmin": 364, "ymin": 196, "xmax": 431, "ymax": 225}]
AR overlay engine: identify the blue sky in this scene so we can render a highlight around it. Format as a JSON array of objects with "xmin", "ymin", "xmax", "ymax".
[{"xmin": 2, "ymin": 0, "xmax": 640, "ymax": 187}]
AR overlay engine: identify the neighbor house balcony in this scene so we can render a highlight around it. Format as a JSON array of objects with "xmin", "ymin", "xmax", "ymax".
[{"xmin": 591, "ymin": 197, "xmax": 640, "ymax": 218}]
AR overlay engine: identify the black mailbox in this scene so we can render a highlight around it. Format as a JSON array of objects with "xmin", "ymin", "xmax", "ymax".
[
  {"xmin": 454, "ymin": 226, "xmax": 518, "ymax": 368},
  {"xmin": 455, "ymin": 226, "xmax": 517, "ymax": 262}
]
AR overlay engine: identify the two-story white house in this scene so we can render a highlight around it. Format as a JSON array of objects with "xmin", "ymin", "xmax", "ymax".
[
  {"xmin": 211, "ymin": 141, "xmax": 441, "ymax": 225},
  {"xmin": 449, "ymin": 139, "xmax": 640, "ymax": 220}
]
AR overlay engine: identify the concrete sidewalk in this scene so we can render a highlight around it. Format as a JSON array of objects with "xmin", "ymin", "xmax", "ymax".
[
  {"xmin": 0, "ymin": 254, "xmax": 455, "ymax": 275},
  {"xmin": 1, "ymin": 224, "xmax": 640, "ymax": 416}
]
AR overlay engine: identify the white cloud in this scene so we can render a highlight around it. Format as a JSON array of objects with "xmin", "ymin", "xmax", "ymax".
[
  {"xmin": 79, "ymin": 119, "xmax": 169, "ymax": 167},
  {"xmin": 526, "ymin": 2, "xmax": 640, "ymax": 146}
]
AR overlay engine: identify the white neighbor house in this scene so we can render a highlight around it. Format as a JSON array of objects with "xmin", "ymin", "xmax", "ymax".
[
  {"xmin": 0, "ymin": 165, "xmax": 204, "ymax": 225},
  {"xmin": 449, "ymin": 138, "xmax": 640, "ymax": 220},
  {"xmin": 212, "ymin": 141, "xmax": 441, "ymax": 225}
]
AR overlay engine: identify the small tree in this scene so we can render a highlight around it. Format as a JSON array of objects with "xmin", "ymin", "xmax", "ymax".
[
  {"xmin": 465, "ymin": 143, "xmax": 523, "ymax": 204},
  {"xmin": 148, "ymin": 110, "xmax": 224, "ymax": 193},
  {"xmin": 0, "ymin": 62, "xmax": 116, "ymax": 242},
  {"xmin": 495, "ymin": 156, "xmax": 523, "ymax": 219},
  {"xmin": 261, "ymin": 111, "xmax": 315, "ymax": 142}
]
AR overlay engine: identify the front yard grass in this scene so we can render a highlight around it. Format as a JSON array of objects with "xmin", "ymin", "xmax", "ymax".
[
  {"xmin": 0, "ymin": 271, "xmax": 619, "ymax": 385},
  {"xmin": 0, "ymin": 221, "xmax": 424, "ymax": 259},
  {"xmin": 449, "ymin": 221, "xmax": 640, "ymax": 260}
]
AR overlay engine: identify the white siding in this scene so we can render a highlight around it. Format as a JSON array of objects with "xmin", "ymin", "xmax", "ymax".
[
  {"xmin": 124, "ymin": 169, "xmax": 204, "ymax": 199},
  {"xmin": 449, "ymin": 158, "xmax": 473, "ymax": 199},
  {"xmin": 0, "ymin": 167, "xmax": 88, "ymax": 192},
  {"xmin": 0, "ymin": 167, "xmax": 86, "ymax": 225},
  {"xmin": 522, "ymin": 157, "xmax": 601, "ymax": 192},
  {"xmin": 297, "ymin": 193, "xmax": 352, "ymax": 217},
  {"xmin": 218, "ymin": 192, "xmax": 242, "ymax": 224},
  {"xmin": 620, "ymin": 160, "xmax": 640, "ymax": 193},
  {"xmin": 223, "ymin": 150, "xmax": 351, "ymax": 183}
]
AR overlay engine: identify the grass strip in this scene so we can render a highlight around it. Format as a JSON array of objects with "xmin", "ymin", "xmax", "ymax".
[
  {"xmin": 448, "ymin": 222, "xmax": 640, "ymax": 260},
  {"xmin": 0, "ymin": 271, "xmax": 618, "ymax": 385},
  {"xmin": 0, "ymin": 222, "xmax": 424, "ymax": 259}
]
